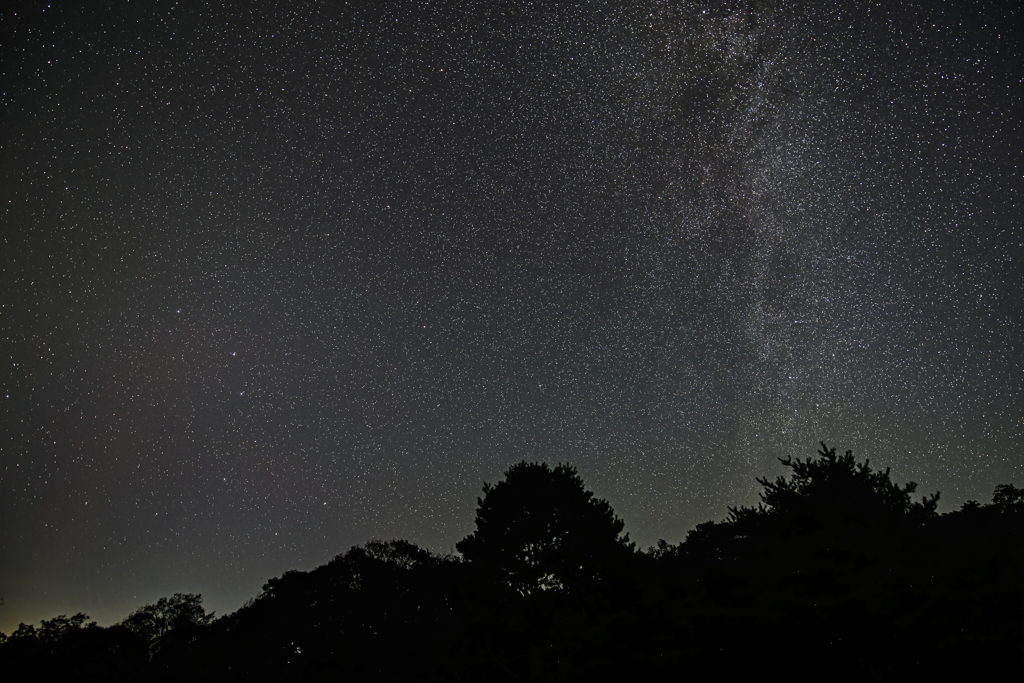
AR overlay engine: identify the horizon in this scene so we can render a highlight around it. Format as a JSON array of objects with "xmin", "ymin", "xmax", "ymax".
[{"xmin": 0, "ymin": 446, "xmax": 995, "ymax": 633}]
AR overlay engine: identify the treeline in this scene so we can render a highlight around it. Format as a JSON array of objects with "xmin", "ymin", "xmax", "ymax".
[{"xmin": 2, "ymin": 444, "xmax": 1022, "ymax": 681}]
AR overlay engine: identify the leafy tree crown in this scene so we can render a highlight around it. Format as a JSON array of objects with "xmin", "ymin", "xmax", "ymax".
[
  {"xmin": 120, "ymin": 592, "xmax": 214, "ymax": 658},
  {"xmin": 729, "ymin": 442, "xmax": 940, "ymax": 525},
  {"xmin": 457, "ymin": 461, "xmax": 629, "ymax": 595}
]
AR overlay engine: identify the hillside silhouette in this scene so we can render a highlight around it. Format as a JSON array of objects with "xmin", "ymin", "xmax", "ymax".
[{"xmin": 2, "ymin": 443, "xmax": 1021, "ymax": 681}]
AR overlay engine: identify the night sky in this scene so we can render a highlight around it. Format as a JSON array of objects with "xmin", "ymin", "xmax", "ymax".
[{"xmin": 2, "ymin": 0, "xmax": 1021, "ymax": 633}]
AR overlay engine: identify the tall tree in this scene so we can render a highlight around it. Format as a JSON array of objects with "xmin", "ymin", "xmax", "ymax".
[{"xmin": 457, "ymin": 461, "xmax": 630, "ymax": 596}]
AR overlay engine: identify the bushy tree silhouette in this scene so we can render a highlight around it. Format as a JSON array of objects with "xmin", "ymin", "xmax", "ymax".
[
  {"xmin": 640, "ymin": 444, "xmax": 965, "ymax": 681},
  {"xmin": 457, "ymin": 461, "xmax": 630, "ymax": 596},
  {"xmin": 731, "ymin": 442, "xmax": 940, "ymax": 525},
  {"xmin": 989, "ymin": 482, "xmax": 1024, "ymax": 514},
  {"xmin": 188, "ymin": 540, "xmax": 463, "ymax": 681},
  {"xmin": 120, "ymin": 592, "xmax": 214, "ymax": 659},
  {"xmin": 37, "ymin": 612, "xmax": 96, "ymax": 643},
  {"xmin": 683, "ymin": 443, "xmax": 940, "ymax": 559}
]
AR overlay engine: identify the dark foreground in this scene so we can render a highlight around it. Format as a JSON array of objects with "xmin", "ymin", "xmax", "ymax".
[{"xmin": 3, "ymin": 446, "xmax": 1022, "ymax": 681}]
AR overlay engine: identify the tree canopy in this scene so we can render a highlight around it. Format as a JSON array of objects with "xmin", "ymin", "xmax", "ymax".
[
  {"xmin": 120, "ymin": 592, "xmax": 214, "ymax": 658},
  {"xmin": 731, "ymin": 442, "xmax": 940, "ymax": 524},
  {"xmin": 681, "ymin": 443, "xmax": 941, "ymax": 559},
  {"xmin": 456, "ymin": 461, "xmax": 630, "ymax": 596}
]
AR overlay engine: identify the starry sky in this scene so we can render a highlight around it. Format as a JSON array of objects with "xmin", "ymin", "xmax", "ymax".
[{"xmin": 1, "ymin": 0, "xmax": 1021, "ymax": 633}]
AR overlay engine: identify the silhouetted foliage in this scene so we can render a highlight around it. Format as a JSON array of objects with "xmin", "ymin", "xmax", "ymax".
[
  {"xmin": 37, "ymin": 612, "xmax": 96, "ymax": 643},
  {"xmin": 457, "ymin": 461, "xmax": 631, "ymax": 597},
  {"xmin": 988, "ymin": 482, "xmax": 1024, "ymax": 514},
  {"xmin": 5, "ymin": 444, "xmax": 1021, "ymax": 681},
  {"xmin": 739, "ymin": 442, "xmax": 940, "ymax": 520},
  {"xmin": 637, "ymin": 445, "xmax": 1020, "ymax": 681},
  {"xmin": 679, "ymin": 443, "xmax": 940, "ymax": 560},
  {"xmin": 119, "ymin": 592, "xmax": 214, "ymax": 660},
  {"xmin": 167, "ymin": 539, "xmax": 465, "ymax": 681},
  {"xmin": 0, "ymin": 611, "xmax": 148, "ymax": 682}
]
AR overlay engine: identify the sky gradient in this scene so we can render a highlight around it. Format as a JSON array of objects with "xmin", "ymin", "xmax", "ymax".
[{"xmin": 2, "ymin": 0, "xmax": 1021, "ymax": 633}]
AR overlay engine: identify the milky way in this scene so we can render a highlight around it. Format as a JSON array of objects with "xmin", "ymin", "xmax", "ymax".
[{"xmin": 2, "ymin": 0, "xmax": 1021, "ymax": 631}]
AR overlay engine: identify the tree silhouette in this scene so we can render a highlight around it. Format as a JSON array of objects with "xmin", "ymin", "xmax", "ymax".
[
  {"xmin": 731, "ymin": 442, "xmax": 940, "ymax": 525},
  {"xmin": 120, "ymin": 592, "xmax": 214, "ymax": 658},
  {"xmin": 682, "ymin": 443, "xmax": 940, "ymax": 559},
  {"xmin": 37, "ymin": 612, "xmax": 95, "ymax": 644},
  {"xmin": 991, "ymin": 482, "xmax": 1024, "ymax": 513},
  {"xmin": 457, "ymin": 461, "xmax": 630, "ymax": 596}
]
